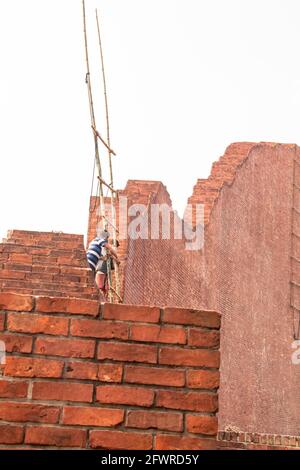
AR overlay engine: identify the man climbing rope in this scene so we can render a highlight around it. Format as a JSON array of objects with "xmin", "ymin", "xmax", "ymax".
[{"xmin": 86, "ymin": 230, "xmax": 120, "ymax": 299}]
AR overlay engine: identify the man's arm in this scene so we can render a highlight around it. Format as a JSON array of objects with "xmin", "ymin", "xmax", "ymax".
[{"xmin": 104, "ymin": 242, "xmax": 120, "ymax": 263}]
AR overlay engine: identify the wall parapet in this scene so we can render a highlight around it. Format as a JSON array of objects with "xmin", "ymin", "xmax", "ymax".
[{"xmin": 0, "ymin": 293, "xmax": 220, "ymax": 450}]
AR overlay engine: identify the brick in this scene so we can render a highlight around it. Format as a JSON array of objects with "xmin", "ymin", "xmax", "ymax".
[
  {"xmin": 34, "ymin": 337, "xmax": 95, "ymax": 358},
  {"xmin": 1, "ymin": 280, "xmax": 34, "ymax": 290},
  {"xmin": 25, "ymin": 426, "xmax": 86, "ymax": 448},
  {"xmin": 0, "ymin": 293, "xmax": 34, "ymax": 312},
  {"xmin": 186, "ymin": 415, "xmax": 218, "ymax": 435},
  {"xmin": 98, "ymin": 364, "xmax": 123, "ymax": 383},
  {"xmin": 96, "ymin": 385, "xmax": 154, "ymax": 407},
  {"xmin": 163, "ymin": 308, "xmax": 220, "ymax": 329},
  {"xmin": 53, "ymin": 274, "xmax": 80, "ymax": 283},
  {"xmin": 0, "ymin": 313, "xmax": 4, "ymax": 331},
  {"xmin": 0, "ymin": 425, "xmax": 24, "ymax": 444},
  {"xmin": 90, "ymin": 430, "xmax": 152, "ymax": 450},
  {"xmin": 4, "ymin": 263, "xmax": 31, "ymax": 272},
  {"xmin": 217, "ymin": 440, "xmax": 246, "ymax": 450},
  {"xmin": 57, "ymin": 256, "xmax": 81, "ymax": 265},
  {"xmin": 0, "ymin": 380, "xmax": 28, "ymax": 398},
  {"xmin": 26, "ymin": 272, "xmax": 54, "ymax": 282},
  {"xmin": 98, "ymin": 342, "xmax": 157, "ymax": 364},
  {"xmin": 32, "ymin": 381, "xmax": 93, "ymax": 403},
  {"xmin": 130, "ymin": 324, "xmax": 186, "ymax": 345},
  {"xmin": 9, "ymin": 254, "xmax": 32, "ymax": 264},
  {"xmin": 159, "ymin": 347, "xmax": 219, "ymax": 368},
  {"xmin": 7, "ymin": 313, "xmax": 69, "ymax": 336},
  {"xmin": 70, "ymin": 319, "xmax": 128, "ymax": 340},
  {"xmin": 0, "ymin": 270, "xmax": 26, "ymax": 280},
  {"xmin": 125, "ymin": 365, "xmax": 185, "ymax": 387},
  {"xmin": 0, "ymin": 333, "xmax": 33, "ymax": 353},
  {"xmin": 2, "ymin": 245, "xmax": 27, "ymax": 254},
  {"xmin": 63, "ymin": 406, "xmax": 124, "ymax": 427},
  {"xmin": 0, "ymin": 402, "xmax": 60, "ymax": 423},
  {"xmin": 103, "ymin": 303, "xmax": 160, "ymax": 323},
  {"xmin": 32, "ymin": 265, "xmax": 59, "ymax": 274},
  {"xmin": 51, "ymin": 246, "xmax": 82, "ymax": 256},
  {"xmin": 32, "ymin": 256, "xmax": 57, "ymax": 265},
  {"xmin": 61, "ymin": 266, "xmax": 89, "ymax": 276},
  {"xmin": 188, "ymin": 328, "xmax": 220, "ymax": 348},
  {"xmin": 4, "ymin": 357, "xmax": 63, "ymax": 378},
  {"xmin": 126, "ymin": 410, "xmax": 183, "ymax": 432},
  {"xmin": 10, "ymin": 229, "xmax": 52, "ymax": 238},
  {"xmin": 156, "ymin": 390, "xmax": 218, "ymax": 412},
  {"xmin": 0, "ymin": 287, "xmax": 32, "ymax": 295},
  {"xmin": 155, "ymin": 434, "xmax": 216, "ymax": 450},
  {"xmin": 64, "ymin": 361, "xmax": 98, "ymax": 380},
  {"xmin": 35, "ymin": 297, "xmax": 99, "ymax": 317},
  {"xmin": 187, "ymin": 370, "xmax": 220, "ymax": 389},
  {"xmin": 275, "ymin": 435, "xmax": 282, "ymax": 446}
]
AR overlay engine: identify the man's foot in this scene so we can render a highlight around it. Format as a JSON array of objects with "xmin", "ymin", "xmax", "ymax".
[{"xmin": 99, "ymin": 288, "xmax": 108, "ymax": 302}]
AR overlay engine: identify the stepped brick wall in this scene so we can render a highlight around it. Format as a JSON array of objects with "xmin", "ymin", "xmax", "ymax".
[
  {"xmin": 188, "ymin": 142, "xmax": 256, "ymax": 227},
  {"xmin": 87, "ymin": 141, "xmax": 300, "ymax": 439},
  {"xmin": 87, "ymin": 180, "xmax": 174, "ymax": 298},
  {"xmin": 0, "ymin": 230, "xmax": 98, "ymax": 300},
  {"xmin": 2, "ymin": 141, "xmax": 299, "ymax": 447},
  {"xmin": 0, "ymin": 293, "xmax": 220, "ymax": 450}
]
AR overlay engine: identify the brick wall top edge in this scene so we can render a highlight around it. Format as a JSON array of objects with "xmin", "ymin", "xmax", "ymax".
[
  {"xmin": 187, "ymin": 141, "xmax": 299, "ymax": 227},
  {"xmin": 0, "ymin": 292, "xmax": 221, "ymax": 320},
  {"xmin": 89, "ymin": 180, "xmax": 173, "ymax": 211},
  {"xmin": 102, "ymin": 301, "xmax": 220, "ymax": 312},
  {"xmin": 224, "ymin": 141, "xmax": 298, "ymax": 154},
  {"xmin": 7, "ymin": 230, "xmax": 84, "ymax": 239},
  {"xmin": 125, "ymin": 179, "xmax": 165, "ymax": 187},
  {"xmin": 0, "ymin": 292, "xmax": 34, "ymax": 312}
]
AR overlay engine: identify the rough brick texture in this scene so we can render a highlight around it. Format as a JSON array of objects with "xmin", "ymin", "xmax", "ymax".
[
  {"xmin": 3, "ymin": 141, "xmax": 298, "ymax": 448},
  {"xmin": 87, "ymin": 142, "xmax": 300, "ymax": 440},
  {"xmin": 217, "ymin": 431, "xmax": 300, "ymax": 450},
  {"xmin": 0, "ymin": 231, "xmax": 98, "ymax": 300},
  {"xmin": 0, "ymin": 294, "xmax": 220, "ymax": 449}
]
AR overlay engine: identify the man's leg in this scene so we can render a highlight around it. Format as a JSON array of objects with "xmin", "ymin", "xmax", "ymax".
[
  {"xmin": 95, "ymin": 260, "xmax": 109, "ymax": 299},
  {"xmin": 95, "ymin": 271, "xmax": 106, "ymax": 290}
]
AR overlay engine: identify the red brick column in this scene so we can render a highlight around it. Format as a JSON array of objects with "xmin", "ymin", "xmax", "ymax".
[{"xmin": 0, "ymin": 293, "xmax": 220, "ymax": 450}]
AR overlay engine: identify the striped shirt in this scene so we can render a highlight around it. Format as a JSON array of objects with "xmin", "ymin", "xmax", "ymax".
[{"xmin": 86, "ymin": 238, "xmax": 107, "ymax": 270}]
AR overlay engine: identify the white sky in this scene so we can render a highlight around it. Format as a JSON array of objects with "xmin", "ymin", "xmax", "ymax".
[{"xmin": 1, "ymin": 0, "xmax": 300, "ymax": 240}]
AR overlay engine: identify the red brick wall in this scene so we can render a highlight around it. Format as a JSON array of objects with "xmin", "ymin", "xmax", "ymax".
[
  {"xmin": 204, "ymin": 143, "xmax": 299, "ymax": 435},
  {"xmin": 88, "ymin": 143, "xmax": 300, "ymax": 439},
  {"xmin": 217, "ymin": 431, "xmax": 300, "ymax": 450},
  {"xmin": 0, "ymin": 230, "xmax": 98, "ymax": 300},
  {"xmin": 87, "ymin": 180, "xmax": 174, "ymax": 299},
  {"xmin": 0, "ymin": 293, "xmax": 220, "ymax": 450}
]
